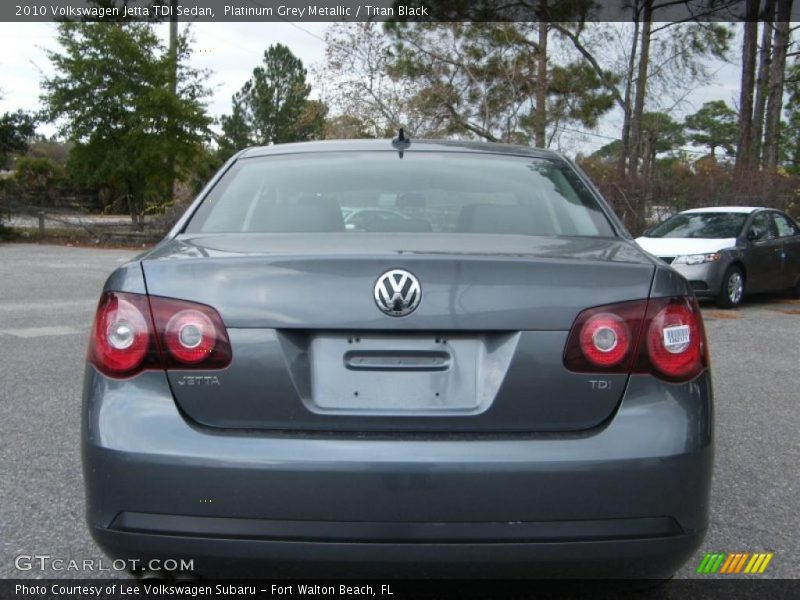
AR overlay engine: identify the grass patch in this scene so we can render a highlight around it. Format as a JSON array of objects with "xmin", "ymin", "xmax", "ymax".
[{"xmin": 0, "ymin": 223, "xmax": 21, "ymax": 242}]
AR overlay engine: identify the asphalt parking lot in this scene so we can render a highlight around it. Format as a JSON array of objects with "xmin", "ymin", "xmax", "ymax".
[{"xmin": 0, "ymin": 243, "xmax": 798, "ymax": 580}]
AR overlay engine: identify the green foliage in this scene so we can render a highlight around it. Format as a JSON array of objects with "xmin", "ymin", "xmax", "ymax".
[
  {"xmin": 12, "ymin": 156, "xmax": 69, "ymax": 204},
  {"xmin": 218, "ymin": 43, "xmax": 325, "ymax": 159},
  {"xmin": 684, "ymin": 100, "xmax": 737, "ymax": 157},
  {"xmin": 26, "ymin": 138, "xmax": 73, "ymax": 167},
  {"xmin": 657, "ymin": 23, "xmax": 733, "ymax": 79},
  {"xmin": 545, "ymin": 62, "xmax": 617, "ymax": 130},
  {"xmin": 0, "ymin": 217, "xmax": 16, "ymax": 241},
  {"xmin": 385, "ymin": 22, "xmax": 615, "ymax": 145},
  {"xmin": 640, "ymin": 112, "xmax": 685, "ymax": 156},
  {"xmin": 185, "ymin": 144, "xmax": 224, "ymax": 195},
  {"xmin": 41, "ymin": 22, "xmax": 211, "ymax": 224},
  {"xmin": 593, "ymin": 114, "xmax": 684, "ymax": 164},
  {"xmin": 218, "ymin": 98, "xmax": 251, "ymax": 159},
  {"xmin": 13, "ymin": 156, "xmax": 67, "ymax": 186},
  {"xmin": 593, "ymin": 140, "xmax": 622, "ymax": 161},
  {"xmin": 0, "ymin": 111, "xmax": 36, "ymax": 168}
]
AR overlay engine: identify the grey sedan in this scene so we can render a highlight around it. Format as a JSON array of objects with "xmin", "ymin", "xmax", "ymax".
[
  {"xmin": 636, "ymin": 207, "xmax": 800, "ymax": 308},
  {"xmin": 83, "ymin": 139, "xmax": 712, "ymax": 578}
]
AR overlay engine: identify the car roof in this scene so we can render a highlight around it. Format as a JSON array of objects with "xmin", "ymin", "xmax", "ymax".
[
  {"xmin": 239, "ymin": 139, "xmax": 563, "ymax": 160},
  {"xmin": 681, "ymin": 206, "xmax": 764, "ymax": 214}
]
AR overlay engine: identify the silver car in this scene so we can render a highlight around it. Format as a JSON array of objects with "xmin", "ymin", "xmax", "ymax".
[
  {"xmin": 83, "ymin": 139, "xmax": 712, "ymax": 578},
  {"xmin": 636, "ymin": 207, "xmax": 800, "ymax": 308}
]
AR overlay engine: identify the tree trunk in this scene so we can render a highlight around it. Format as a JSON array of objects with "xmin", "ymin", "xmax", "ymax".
[
  {"xmin": 618, "ymin": 15, "xmax": 640, "ymax": 178},
  {"xmin": 735, "ymin": 0, "xmax": 759, "ymax": 177},
  {"xmin": 641, "ymin": 137, "xmax": 653, "ymax": 183},
  {"xmin": 167, "ymin": 0, "xmax": 179, "ymax": 204},
  {"xmin": 126, "ymin": 183, "xmax": 145, "ymax": 232},
  {"xmin": 763, "ymin": 0, "xmax": 793, "ymax": 176},
  {"xmin": 628, "ymin": 0, "xmax": 652, "ymax": 178},
  {"xmin": 751, "ymin": 0, "xmax": 775, "ymax": 169},
  {"xmin": 128, "ymin": 201, "xmax": 142, "ymax": 231},
  {"xmin": 534, "ymin": 21, "xmax": 548, "ymax": 148}
]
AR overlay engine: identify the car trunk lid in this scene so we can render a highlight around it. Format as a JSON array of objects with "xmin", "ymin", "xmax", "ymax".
[{"xmin": 141, "ymin": 233, "xmax": 655, "ymax": 432}]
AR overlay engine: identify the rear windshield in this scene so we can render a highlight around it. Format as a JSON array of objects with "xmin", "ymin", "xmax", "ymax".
[
  {"xmin": 185, "ymin": 151, "xmax": 615, "ymax": 237},
  {"xmin": 647, "ymin": 212, "xmax": 747, "ymax": 239}
]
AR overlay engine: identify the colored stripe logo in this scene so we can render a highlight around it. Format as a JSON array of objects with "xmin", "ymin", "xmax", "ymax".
[{"xmin": 696, "ymin": 552, "xmax": 773, "ymax": 574}]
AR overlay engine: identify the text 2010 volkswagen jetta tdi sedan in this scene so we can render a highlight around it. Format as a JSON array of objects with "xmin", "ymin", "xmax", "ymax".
[{"xmin": 82, "ymin": 139, "xmax": 712, "ymax": 578}]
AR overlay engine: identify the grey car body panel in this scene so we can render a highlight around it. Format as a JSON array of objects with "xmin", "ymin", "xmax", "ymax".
[
  {"xmin": 84, "ymin": 368, "xmax": 711, "ymax": 483},
  {"xmin": 83, "ymin": 140, "xmax": 713, "ymax": 576},
  {"xmin": 165, "ymin": 329, "xmax": 628, "ymax": 431},
  {"xmin": 240, "ymin": 139, "xmax": 585, "ymax": 161},
  {"xmin": 88, "ymin": 528, "xmax": 703, "ymax": 578},
  {"xmin": 670, "ymin": 259, "xmax": 730, "ymax": 296},
  {"xmin": 102, "ymin": 262, "xmax": 148, "ymax": 295},
  {"xmin": 84, "ymin": 367, "xmax": 712, "ymax": 532},
  {"xmin": 82, "ymin": 365, "xmax": 712, "ymax": 576},
  {"xmin": 648, "ymin": 264, "xmax": 693, "ymax": 298},
  {"xmin": 744, "ymin": 209, "xmax": 800, "ymax": 291},
  {"xmin": 138, "ymin": 234, "xmax": 656, "ymax": 431},
  {"xmin": 140, "ymin": 235, "xmax": 653, "ymax": 332}
]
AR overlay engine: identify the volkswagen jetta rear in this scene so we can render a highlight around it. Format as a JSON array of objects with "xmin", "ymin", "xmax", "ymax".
[{"xmin": 82, "ymin": 140, "xmax": 712, "ymax": 578}]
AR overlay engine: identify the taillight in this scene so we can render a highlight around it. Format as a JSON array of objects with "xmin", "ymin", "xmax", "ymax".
[
  {"xmin": 564, "ymin": 300, "xmax": 648, "ymax": 373},
  {"xmin": 149, "ymin": 297, "xmax": 231, "ymax": 369},
  {"xmin": 564, "ymin": 296, "xmax": 708, "ymax": 383},
  {"xmin": 579, "ymin": 314, "xmax": 631, "ymax": 367},
  {"xmin": 89, "ymin": 293, "xmax": 158, "ymax": 376},
  {"xmin": 87, "ymin": 292, "xmax": 231, "ymax": 378},
  {"xmin": 639, "ymin": 296, "xmax": 706, "ymax": 381}
]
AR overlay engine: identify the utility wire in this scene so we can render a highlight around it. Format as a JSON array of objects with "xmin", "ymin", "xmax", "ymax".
[{"xmin": 243, "ymin": 0, "xmax": 328, "ymax": 44}]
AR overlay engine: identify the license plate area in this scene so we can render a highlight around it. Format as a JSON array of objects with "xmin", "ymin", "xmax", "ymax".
[{"xmin": 309, "ymin": 334, "xmax": 484, "ymax": 414}]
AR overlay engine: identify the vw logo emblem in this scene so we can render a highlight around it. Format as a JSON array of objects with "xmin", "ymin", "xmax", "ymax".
[{"xmin": 374, "ymin": 269, "xmax": 422, "ymax": 317}]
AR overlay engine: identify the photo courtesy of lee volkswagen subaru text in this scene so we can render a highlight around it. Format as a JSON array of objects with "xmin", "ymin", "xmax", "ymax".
[{"xmin": 82, "ymin": 138, "xmax": 713, "ymax": 578}]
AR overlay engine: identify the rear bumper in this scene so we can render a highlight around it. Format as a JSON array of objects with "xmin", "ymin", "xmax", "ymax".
[
  {"xmin": 82, "ymin": 367, "xmax": 713, "ymax": 578},
  {"xmin": 91, "ymin": 524, "xmax": 704, "ymax": 578}
]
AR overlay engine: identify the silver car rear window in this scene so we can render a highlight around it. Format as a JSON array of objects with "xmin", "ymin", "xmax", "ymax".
[{"xmin": 185, "ymin": 152, "xmax": 615, "ymax": 237}]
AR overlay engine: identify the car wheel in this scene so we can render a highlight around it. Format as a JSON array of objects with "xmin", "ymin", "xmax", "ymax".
[{"xmin": 717, "ymin": 266, "xmax": 744, "ymax": 308}]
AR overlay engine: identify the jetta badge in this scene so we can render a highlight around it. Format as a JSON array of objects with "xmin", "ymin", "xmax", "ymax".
[{"xmin": 374, "ymin": 269, "xmax": 421, "ymax": 317}]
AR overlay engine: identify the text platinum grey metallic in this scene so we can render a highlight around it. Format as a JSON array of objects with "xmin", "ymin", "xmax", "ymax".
[{"xmin": 82, "ymin": 139, "xmax": 713, "ymax": 578}]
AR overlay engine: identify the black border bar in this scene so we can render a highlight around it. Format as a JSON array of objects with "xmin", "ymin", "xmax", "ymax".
[
  {"xmin": 2, "ymin": 578, "xmax": 799, "ymax": 600},
  {"xmin": 4, "ymin": 0, "xmax": 800, "ymax": 23}
]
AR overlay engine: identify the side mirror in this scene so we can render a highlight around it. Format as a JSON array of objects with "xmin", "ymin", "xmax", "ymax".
[{"xmin": 746, "ymin": 229, "xmax": 758, "ymax": 241}]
